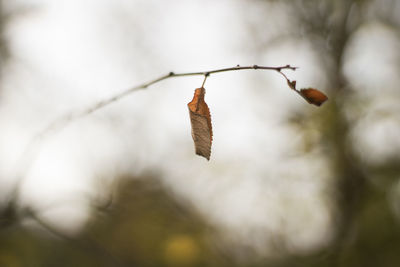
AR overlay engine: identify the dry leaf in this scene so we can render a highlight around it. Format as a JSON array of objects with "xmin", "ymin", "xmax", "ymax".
[
  {"xmin": 188, "ymin": 87, "xmax": 213, "ymax": 160},
  {"xmin": 299, "ymin": 88, "xmax": 328, "ymax": 106}
]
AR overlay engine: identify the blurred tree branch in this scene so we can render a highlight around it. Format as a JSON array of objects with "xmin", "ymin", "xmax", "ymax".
[{"xmin": 24, "ymin": 207, "xmax": 125, "ymax": 267}]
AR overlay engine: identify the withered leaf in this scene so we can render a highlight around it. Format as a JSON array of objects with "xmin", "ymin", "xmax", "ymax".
[
  {"xmin": 188, "ymin": 87, "xmax": 213, "ymax": 160},
  {"xmin": 298, "ymin": 88, "xmax": 328, "ymax": 106}
]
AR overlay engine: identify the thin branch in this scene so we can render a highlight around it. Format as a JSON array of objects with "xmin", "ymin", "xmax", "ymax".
[
  {"xmin": 30, "ymin": 65, "xmax": 297, "ymax": 137},
  {"xmin": 74, "ymin": 64, "xmax": 296, "ymax": 122},
  {"xmin": 171, "ymin": 64, "xmax": 297, "ymax": 76},
  {"xmin": 9, "ymin": 64, "xmax": 297, "ymax": 204},
  {"xmin": 37, "ymin": 64, "xmax": 297, "ymax": 137}
]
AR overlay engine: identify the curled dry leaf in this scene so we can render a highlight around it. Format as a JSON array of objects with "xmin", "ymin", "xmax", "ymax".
[
  {"xmin": 299, "ymin": 88, "xmax": 328, "ymax": 106},
  {"xmin": 187, "ymin": 87, "xmax": 213, "ymax": 160}
]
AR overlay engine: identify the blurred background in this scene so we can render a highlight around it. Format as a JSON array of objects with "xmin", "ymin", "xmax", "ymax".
[{"xmin": 1, "ymin": 0, "xmax": 400, "ymax": 266}]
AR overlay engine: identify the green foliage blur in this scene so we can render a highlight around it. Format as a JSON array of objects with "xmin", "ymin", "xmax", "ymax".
[
  {"xmin": 1, "ymin": 0, "xmax": 400, "ymax": 266},
  {"xmin": 1, "ymin": 174, "xmax": 233, "ymax": 267}
]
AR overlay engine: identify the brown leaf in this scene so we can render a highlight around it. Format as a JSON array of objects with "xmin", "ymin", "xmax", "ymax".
[
  {"xmin": 298, "ymin": 88, "xmax": 328, "ymax": 106},
  {"xmin": 188, "ymin": 87, "xmax": 213, "ymax": 160}
]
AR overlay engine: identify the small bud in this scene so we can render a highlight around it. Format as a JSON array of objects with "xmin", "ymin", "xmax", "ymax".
[{"xmin": 287, "ymin": 80, "xmax": 297, "ymax": 90}]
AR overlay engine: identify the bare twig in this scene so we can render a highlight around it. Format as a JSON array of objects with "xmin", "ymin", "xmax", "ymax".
[
  {"xmin": 9, "ymin": 64, "xmax": 297, "ymax": 204},
  {"xmin": 27, "ymin": 65, "xmax": 297, "ymax": 138},
  {"xmin": 72, "ymin": 64, "xmax": 296, "ymax": 123}
]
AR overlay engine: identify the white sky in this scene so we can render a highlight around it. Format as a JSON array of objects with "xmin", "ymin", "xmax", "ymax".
[{"xmin": 1, "ymin": 0, "xmax": 399, "ymax": 257}]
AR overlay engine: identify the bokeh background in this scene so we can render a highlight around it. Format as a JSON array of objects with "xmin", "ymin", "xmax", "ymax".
[{"xmin": 1, "ymin": 0, "xmax": 400, "ymax": 266}]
